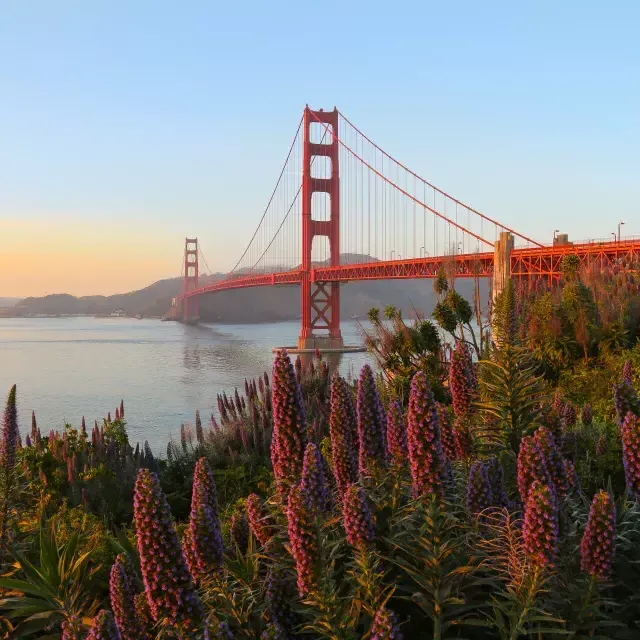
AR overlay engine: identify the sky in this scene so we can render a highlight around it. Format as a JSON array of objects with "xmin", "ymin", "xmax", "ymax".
[{"xmin": 0, "ymin": 0, "xmax": 638, "ymax": 297}]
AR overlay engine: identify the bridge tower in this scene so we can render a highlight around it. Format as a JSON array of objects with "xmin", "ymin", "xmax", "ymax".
[
  {"xmin": 298, "ymin": 106, "xmax": 344, "ymax": 350},
  {"xmin": 182, "ymin": 238, "xmax": 199, "ymax": 324}
]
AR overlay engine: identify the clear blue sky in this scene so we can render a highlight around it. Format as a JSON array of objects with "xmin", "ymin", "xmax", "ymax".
[{"xmin": 1, "ymin": 1, "xmax": 638, "ymax": 295}]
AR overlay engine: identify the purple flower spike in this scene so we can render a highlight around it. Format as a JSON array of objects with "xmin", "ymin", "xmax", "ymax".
[
  {"xmin": 485, "ymin": 457, "xmax": 510, "ymax": 508},
  {"xmin": 133, "ymin": 469, "xmax": 203, "ymax": 630},
  {"xmin": 467, "ymin": 461, "xmax": 493, "ymax": 516},
  {"xmin": 581, "ymin": 490, "xmax": 616, "ymax": 581},
  {"xmin": 265, "ymin": 567, "xmax": 297, "ymax": 633},
  {"xmin": 329, "ymin": 374, "xmax": 358, "ymax": 495},
  {"xmin": 300, "ymin": 443, "xmax": 328, "ymax": 515},
  {"xmin": 109, "ymin": 554, "xmax": 150, "ymax": 640},
  {"xmin": 450, "ymin": 340, "xmax": 475, "ymax": 418},
  {"xmin": 386, "ymin": 401, "xmax": 408, "ymax": 468},
  {"xmin": 596, "ymin": 435, "xmax": 607, "ymax": 456},
  {"xmin": 563, "ymin": 403, "xmax": 577, "ymax": 428},
  {"xmin": 517, "ymin": 435, "xmax": 553, "ymax": 506},
  {"xmin": 523, "ymin": 480, "xmax": 558, "ymax": 568},
  {"xmin": 407, "ymin": 371, "xmax": 444, "ymax": 499},
  {"xmin": 286, "ymin": 483, "xmax": 319, "ymax": 597},
  {"xmin": 436, "ymin": 403, "xmax": 456, "ymax": 462},
  {"xmin": 357, "ymin": 364, "xmax": 387, "ymax": 475},
  {"xmin": 185, "ymin": 458, "xmax": 224, "ymax": 580},
  {"xmin": 342, "ymin": 484, "xmax": 375, "ymax": 550},
  {"xmin": 614, "ymin": 382, "xmax": 640, "ymax": 427},
  {"xmin": 271, "ymin": 350, "xmax": 307, "ymax": 498},
  {"xmin": 1, "ymin": 385, "xmax": 19, "ymax": 470},
  {"xmin": 86, "ymin": 610, "xmax": 122, "ymax": 640},
  {"xmin": 534, "ymin": 427, "xmax": 569, "ymax": 502},
  {"xmin": 622, "ymin": 360, "xmax": 633, "ymax": 385},
  {"xmin": 31, "ymin": 411, "xmax": 38, "ymax": 443},
  {"xmin": 61, "ymin": 616, "xmax": 85, "ymax": 640},
  {"xmin": 581, "ymin": 404, "xmax": 593, "ymax": 427},
  {"xmin": 370, "ymin": 605, "xmax": 403, "ymax": 640},
  {"xmin": 564, "ymin": 458, "xmax": 579, "ymax": 491},
  {"xmin": 621, "ymin": 412, "xmax": 640, "ymax": 496},
  {"xmin": 246, "ymin": 493, "xmax": 272, "ymax": 546},
  {"xmin": 195, "ymin": 410, "xmax": 204, "ymax": 446},
  {"xmin": 216, "ymin": 621, "xmax": 233, "ymax": 639},
  {"xmin": 230, "ymin": 510, "xmax": 249, "ymax": 554}
]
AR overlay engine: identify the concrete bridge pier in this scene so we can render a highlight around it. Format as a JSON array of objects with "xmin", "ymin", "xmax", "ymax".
[{"xmin": 492, "ymin": 231, "xmax": 514, "ymax": 303}]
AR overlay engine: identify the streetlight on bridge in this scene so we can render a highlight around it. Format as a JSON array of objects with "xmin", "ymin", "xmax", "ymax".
[
  {"xmin": 553, "ymin": 229, "xmax": 560, "ymax": 243},
  {"xmin": 618, "ymin": 221, "xmax": 625, "ymax": 242}
]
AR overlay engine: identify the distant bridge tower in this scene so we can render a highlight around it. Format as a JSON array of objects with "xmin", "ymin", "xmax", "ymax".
[
  {"xmin": 298, "ymin": 106, "xmax": 344, "ymax": 350},
  {"xmin": 182, "ymin": 238, "xmax": 199, "ymax": 324}
]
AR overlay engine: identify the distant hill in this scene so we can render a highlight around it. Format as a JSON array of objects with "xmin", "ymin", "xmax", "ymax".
[
  {"xmin": 0, "ymin": 298, "xmax": 20, "ymax": 308},
  {"xmin": 10, "ymin": 255, "xmax": 488, "ymax": 322}
]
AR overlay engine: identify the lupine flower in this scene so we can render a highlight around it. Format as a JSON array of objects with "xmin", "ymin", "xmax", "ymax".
[
  {"xmin": 581, "ymin": 490, "xmax": 616, "ymax": 581},
  {"xmin": 231, "ymin": 510, "xmax": 249, "ymax": 554},
  {"xmin": 596, "ymin": 434, "xmax": 607, "ymax": 456},
  {"xmin": 271, "ymin": 350, "xmax": 307, "ymax": 498},
  {"xmin": 467, "ymin": 461, "xmax": 493, "ymax": 516},
  {"xmin": 61, "ymin": 616, "xmax": 85, "ymax": 640},
  {"xmin": 517, "ymin": 435, "xmax": 553, "ymax": 506},
  {"xmin": 109, "ymin": 554, "xmax": 149, "ymax": 640},
  {"xmin": 185, "ymin": 458, "xmax": 224, "ymax": 579},
  {"xmin": 342, "ymin": 484, "xmax": 375, "ymax": 550},
  {"xmin": 246, "ymin": 493, "xmax": 272, "ymax": 546},
  {"xmin": 450, "ymin": 340, "xmax": 475, "ymax": 418},
  {"xmin": 407, "ymin": 371, "xmax": 444, "ymax": 499},
  {"xmin": 386, "ymin": 401, "xmax": 408, "ymax": 467},
  {"xmin": 614, "ymin": 381, "xmax": 640, "ymax": 426},
  {"xmin": 485, "ymin": 457, "xmax": 510, "ymax": 509},
  {"xmin": 195, "ymin": 410, "xmax": 204, "ymax": 446},
  {"xmin": 329, "ymin": 374, "xmax": 358, "ymax": 495},
  {"xmin": 86, "ymin": 610, "xmax": 121, "ymax": 640},
  {"xmin": 370, "ymin": 605, "xmax": 403, "ymax": 640},
  {"xmin": 563, "ymin": 403, "xmax": 577, "ymax": 428},
  {"xmin": 133, "ymin": 469, "xmax": 203, "ymax": 629},
  {"xmin": 621, "ymin": 412, "xmax": 640, "ymax": 496},
  {"xmin": 1, "ymin": 385, "xmax": 19, "ymax": 470},
  {"xmin": 300, "ymin": 443, "xmax": 328, "ymax": 515},
  {"xmin": 265, "ymin": 567, "xmax": 297, "ymax": 633},
  {"xmin": 622, "ymin": 360, "xmax": 633, "ymax": 385},
  {"xmin": 534, "ymin": 427, "xmax": 569, "ymax": 502},
  {"xmin": 522, "ymin": 480, "xmax": 559, "ymax": 568},
  {"xmin": 581, "ymin": 403, "xmax": 593, "ymax": 427},
  {"xmin": 286, "ymin": 483, "xmax": 319, "ymax": 596},
  {"xmin": 436, "ymin": 402, "xmax": 456, "ymax": 461},
  {"xmin": 357, "ymin": 364, "xmax": 387, "ymax": 475}
]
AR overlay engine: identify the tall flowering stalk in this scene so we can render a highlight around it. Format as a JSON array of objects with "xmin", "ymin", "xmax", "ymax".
[
  {"xmin": 109, "ymin": 554, "xmax": 149, "ymax": 640},
  {"xmin": 621, "ymin": 412, "xmax": 640, "ymax": 496},
  {"xmin": 386, "ymin": 401, "xmax": 408, "ymax": 467},
  {"xmin": 581, "ymin": 403, "xmax": 593, "ymax": 427},
  {"xmin": 622, "ymin": 360, "xmax": 633, "ymax": 385},
  {"xmin": 534, "ymin": 427, "xmax": 569, "ymax": 502},
  {"xmin": 86, "ymin": 610, "xmax": 121, "ymax": 640},
  {"xmin": 563, "ymin": 403, "xmax": 577, "ymax": 429},
  {"xmin": 300, "ymin": 443, "xmax": 328, "ymax": 515},
  {"xmin": 195, "ymin": 410, "xmax": 204, "ymax": 446},
  {"xmin": 614, "ymin": 381, "xmax": 640, "ymax": 427},
  {"xmin": 271, "ymin": 350, "xmax": 307, "ymax": 498},
  {"xmin": 246, "ymin": 493, "xmax": 272, "ymax": 546},
  {"xmin": 184, "ymin": 458, "xmax": 224, "ymax": 579},
  {"xmin": 265, "ymin": 567, "xmax": 297, "ymax": 634},
  {"xmin": 370, "ymin": 605, "xmax": 403, "ymax": 640},
  {"xmin": 436, "ymin": 403, "xmax": 456, "ymax": 462},
  {"xmin": 485, "ymin": 456, "xmax": 510, "ymax": 509},
  {"xmin": 1, "ymin": 385, "xmax": 19, "ymax": 471},
  {"xmin": 286, "ymin": 483, "xmax": 319, "ymax": 596},
  {"xmin": 342, "ymin": 484, "xmax": 375, "ymax": 550},
  {"xmin": 467, "ymin": 461, "xmax": 493, "ymax": 516},
  {"xmin": 517, "ymin": 435, "xmax": 553, "ymax": 506},
  {"xmin": 522, "ymin": 480, "xmax": 558, "ymax": 568},
  {"xmin": 329, "ymin": 374, "xmax": 358, "ymax": 495},
  {"xmin": 357, "ymin": 364, "xmax": 387, "ymax": 475},
  {"xmin": 581, "ymin": 490, "xmax": 616, "ymax": 581},
  {"xmin": 230, "ymin": 510, "xmax": 249, "ymax": 554},
  {"xmin": 406, "ymin": 371, "xmax": 444, "ymax": 499},
  {"xmin": 133, "ymin": 469, "xmax": 203, "ymax": 630},
  {"xmin": 450, "ymin": 340, "xmax": 475, "ymax": 418},
  {"xmin": 596, "ymin": 435, "xmax": 607, "ymax": 456}
]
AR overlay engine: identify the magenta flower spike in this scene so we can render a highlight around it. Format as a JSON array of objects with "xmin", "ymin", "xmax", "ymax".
[
  {"xmin": 450, "ymin": 340, "xmax": 475, "ymax": 418},
  {"xmin": 533, "ymin": 427, "xmax": 569, "ymax": 502},
  {"xmin": 522, "ymin": 480, "xmax": 559, "ymax": 568},
  {"xmin": 563, "ymin": 403, "xmax": 577, "ymax": 428},
  {"xmin": 370, "ymin": 605, "xmax": 403, "ymax": 640},
  {"xmin": 195, "ymin": 410, "xmax": 204, "ymax": 446},
  {"xmin": 466, "ymin": 461, "xmax": 493, "ymax": 516},
  {"xmin": 356, "ymin": 364, "xmax": 387, "ymax": 475},
  {"xmin": 621, "ymin": 412, "xmax": 640, "ymax": 496},
  {"xmin": 31, "ymin": 410, "xmax": 38, "ymax": 443},
  {"xmin": 246, "ymin": 493, "xmax": 272, "ymax": 546},
  {"xmin": 230, "ymin": 510, "xmax": 249, "ymax": 554},
  {"xmin": 386, "ymin": 400, "xmax": 408, "ymax": 468},
  {"xmin": 622, "ymin": 360, "xmax": 633, "ymax": 385},
  {"xmin": 133, "ymin": 469, "xmax": 203, "ymax": 630},
  {"xmin": 406, "ymin": 371, "xmax": 444, "ymax": 499},
  {"xmin": 61, "ymin": 616, "xmax": 86, "ymax": 640},
  {"xmin": 517, "ymin": 435, "xmax": 553, "ymax": 506},
  {"xmin": 86, "ymin": 610, "xmax": 122, "ymax": 640},
  {"xmin": 613, "ymin": 381, "xmax": 640, "ymax": 427},
  {"xmin": 109, "ymin": 554, "xmax": 150, "ymax": 640},
  {"xmin": 271, "ymin": 350, "xmax": 307, "ymax": 498},
  {"xmin": 286, "ymin": 483, "xmax": 319, "ymax": 597},
  {"xmin": 300, "ymin": 442, "xmax": 329, "ymax": 515},
  {"xmin": 329, "ymin": 374, "xmax": 358, "ymax": 495},
  {"xmin": 581, "ymin": 403, "xmax": 593, "ymax": 427},
  {"xmin": 436, "ymin": 402, "xmax": 456, "ymax": 462},
  {"xmin": 581, "ymin": 490, "xmax": 616, "ymax": 581},
  {"xmin": 342, "ymin": 484, "xmax": 375, "ymax": 550},
  {"xmin": 1, "ymin": 385, "xmax": 19, "ymax": 470}
]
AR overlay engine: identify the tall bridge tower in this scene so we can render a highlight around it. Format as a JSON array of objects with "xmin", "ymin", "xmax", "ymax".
[{"xmin": 182, "ymin": 238, "xmax": 199, "ymax": 324}]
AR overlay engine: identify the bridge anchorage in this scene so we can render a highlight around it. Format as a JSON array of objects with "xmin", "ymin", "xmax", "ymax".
[{"xmin": 173, "ymin": 104, "xmax": 640, "ymax": 350}]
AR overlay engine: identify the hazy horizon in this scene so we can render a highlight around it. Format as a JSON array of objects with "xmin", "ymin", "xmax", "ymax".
[{"xmin": 1, "ymin": 1, "xmax": 638, "ymax": 297}]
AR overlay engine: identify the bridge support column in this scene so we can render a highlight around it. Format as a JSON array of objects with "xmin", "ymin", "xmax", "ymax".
[
  {"xmin": 182, "ymin": 238, "xmax": 199, "ymax": 324},
  {"xmin": 492, "ymin": 232, "xmax": 513, "ymax": 303},
  {"xmin": 298, "ymin": 106, "xmax": 344, "ymax": 351}
]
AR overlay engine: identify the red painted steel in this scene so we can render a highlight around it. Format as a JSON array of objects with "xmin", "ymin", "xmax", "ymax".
[{"xmin": 182, "ymin": 238, "xmax": 199, "ymax": 323}]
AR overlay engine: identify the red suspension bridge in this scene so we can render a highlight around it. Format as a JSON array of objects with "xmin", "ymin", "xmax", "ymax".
[{"xmin": 173, "ymin": 106, "xmax": 639, "ymax": 351}]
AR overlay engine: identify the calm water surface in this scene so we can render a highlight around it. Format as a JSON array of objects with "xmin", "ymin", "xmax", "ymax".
[{"xmin": 0, "ymin": 318, "xmax": 372, "ymax": 452}]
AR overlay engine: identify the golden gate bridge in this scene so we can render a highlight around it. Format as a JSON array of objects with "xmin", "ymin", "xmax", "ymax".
[{"xmin": 172, "ymin": 106, "xmax": 639, "ymax": 351}]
